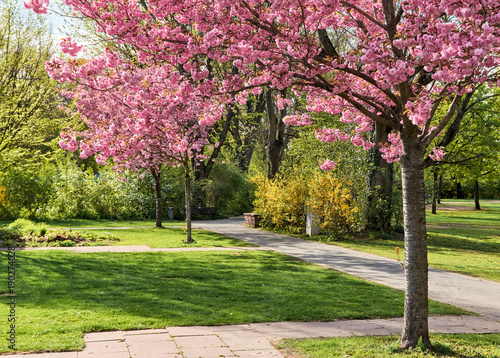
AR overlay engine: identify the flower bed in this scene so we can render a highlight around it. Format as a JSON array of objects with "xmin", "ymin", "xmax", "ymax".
[{"xmin": 0, "ymin": 219, "xmax": 119, "ymax": 247}]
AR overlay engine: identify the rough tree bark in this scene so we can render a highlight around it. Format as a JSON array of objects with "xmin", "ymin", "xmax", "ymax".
[
  {"xmin": 400, "ymin": 133, "xmax": 431, "ymax": 349},
  {"xmin": 194, "ymin": 105, "xmax": 235, "ymax": 181},
  {"xmin": 265, "ymin": 89, "xmax": 287, "ymax": 179},
  {"xmin": 367, "ymin": 122, "xmax": 394, "ymax": 231},
  {"xmin": 232, "ymin": 94, "xmax": 265, "ymax": 172},
  {"xmin": 437, "ymin": 174, "xmax": 443, "ymax": 204},
  {"xmin": 456, "ymin": 181, "xmax": 463, "ymax": 199}
]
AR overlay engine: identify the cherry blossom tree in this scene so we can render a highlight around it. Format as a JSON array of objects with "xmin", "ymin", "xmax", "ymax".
[
  {"xmin": 26, "ymin": 0, "xmax": 500, "ymax": 349},
  {"xmin": 54, "ymin": 51, "xmax": 222, "ymax": 240}
]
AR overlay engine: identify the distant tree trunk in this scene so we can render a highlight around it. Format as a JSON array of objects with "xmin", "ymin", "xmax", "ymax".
[
  {"xmin": 184, "ymin": 165, "xmax": 193, "ymax": 243},
  {"xmin": 265, "ymin": 89, "xmax": 287, "ymax": 179},
  {"xmin": 400, "ymin": 134, "xmax": 430, "ymax": 350},
  {"xmin": 456, "ymin": 181, "xmax": 463, "ymax": 199},
  {"xmin": 366, "ymin": 122, "xmax": 393, "ymax": 231},
  {"xmin": 431, "ymin": 171, "xmax": 437, "ymax": 215},
  {"xmin": 437, "ymin": 174, "xmax": 443, "ymax": 204},
  {"xmin": 194, "ymin": 105, "xmax": 235, "ymax": 181},
  {"xmin": 151, "ymin": 169, "xmax": 163, "ymax": 228},
  {"xmin": 474, "ymin": 180, "xmax": 481, "ymax": 210}
]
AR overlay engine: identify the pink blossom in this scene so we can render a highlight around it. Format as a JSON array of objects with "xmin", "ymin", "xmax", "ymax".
[
  {"xmin": 283, "ymin": 114, "xmax": 312, "ymax": 126},
  {"xmin": 379, "ymin": 133, "xmax": 402, "ymax": 163},
  {"xmin": 429, "ymin": 147, "xmax": 446, "ymax": 161},
  {"xmin": 319, "ymin": 159, "xmax": 336, "ymax": 171},
  {"xmin": 23, "ymin": 0, "xmax": 48, "ymax": 14},
  {"xmin": 275, "ymin": 95, "xmax": 290, "ymax": 110},
  {"xmin": 60, "ymin": 37, "xmax": 83, "ymax": 57}
]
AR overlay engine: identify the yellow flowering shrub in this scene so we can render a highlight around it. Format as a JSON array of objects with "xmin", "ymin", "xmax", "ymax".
[
  {"xmin": 307, "ymin": 171, "xmax": 361, "ymax": 235},
  {"xmin": 251, "ymin": 174, "xmax": 308, "ymax": 233},
  {"xmin": 252, "ymin": 171, "xmax": 361, "ymax": 235}
]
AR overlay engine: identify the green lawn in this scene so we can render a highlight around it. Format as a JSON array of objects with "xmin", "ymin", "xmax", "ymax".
[
  {"xmin": 311, "ymin": 200, "xmax": 500, "ymax": 282},
  {"xmin": 0, "ymin": 250, "xmax": 466, "ymax": 353},
  {"xmin": 276, "ymin": 334, "xmax": 500, "ymax": 358},
  {"xmin": 87, "ymin": 227, "xmax": 258, "ymax": 248}
]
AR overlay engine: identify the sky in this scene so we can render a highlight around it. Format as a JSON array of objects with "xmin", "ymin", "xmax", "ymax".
[{"xmin": 19, "ymin": 1, "xmax": 92, "ymax": 56}]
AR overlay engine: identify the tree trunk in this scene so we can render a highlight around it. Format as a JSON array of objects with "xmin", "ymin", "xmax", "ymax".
[
  {"xmin": 437, "ymin": 174, "xmax": 443, "ymax": 204},
  {"xmin": 151, "ymin": 170, "xmax": 163, "ymax": 228},
  {"xmin": 431, "ymin": 171, "xmax": 437, "ymax": 215},
  {"xmin": 366, "ymin": 122, "xmax": 393, "ymax": 231},
  {"xmin": 474, "ymin": 180, "xmax": 481, "ymax": 210},
  {"xmin": 265, "ymin": 89, "xmax": 287, "ymax": 179},
  {"xmin": 194, "ymin": 105, "xmax": 235, "ymax": 181},
  {"xmin": 456, "ymin": 181, "xmax": 463, "ymax": 199},
  {"xmin": 400, "ymin": 135, "xmax": 431, "ymax": 349},
  {"xmin": 184, "ymin": 168, "xmax": 193, "ymax": 243}
]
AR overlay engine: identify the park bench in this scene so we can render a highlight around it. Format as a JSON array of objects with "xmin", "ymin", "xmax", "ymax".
[{"xmin": 191, "ymin": 206, "xmax": 217, "ymax": 219}]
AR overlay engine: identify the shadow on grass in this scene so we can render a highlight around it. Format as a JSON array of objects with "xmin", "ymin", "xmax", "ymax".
[
  {"xmin": 6, "ymin": 251, "xmax": 464, "ymax": 329},
  {"xmin": 426, "ymin": 232, "xmax": 500, "ymax": 255}
]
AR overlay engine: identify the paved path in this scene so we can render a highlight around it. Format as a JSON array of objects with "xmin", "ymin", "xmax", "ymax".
[
  {"xmin": 193, "ymin": 217, "xmax": 500, "ymax": 320},
  {"xmin": 3, "ymin": 217, "xmax": 499, "ymax": 357}
]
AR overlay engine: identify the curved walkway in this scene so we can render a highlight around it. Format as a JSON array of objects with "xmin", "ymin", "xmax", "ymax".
[
  {"xmin": 193, "ymin": 217, "xmax": 500, "ymax": 320},
  {"xmin": 3, "ymin": 217, "xmax": 499, "ymax": 357}
]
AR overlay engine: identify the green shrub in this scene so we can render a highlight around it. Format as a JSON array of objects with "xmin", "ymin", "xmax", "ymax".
[
  {"xmin": 0, "ymin": 225, "xmax": 119, "ymax": 247},
  {"xmin": 0, "ymin": 166, "xmax": 54, "ymax": 219},
  {"xmin": 7, "ymin": 218, "xmax": 34, "ymax": 230},
  {"xmin": 7, "ymin": 219, "xmax": 47, "ymax": 236}
]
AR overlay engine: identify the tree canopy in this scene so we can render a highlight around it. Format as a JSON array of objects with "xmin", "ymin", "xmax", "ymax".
[{"xmin": 0, "ymin": 1, "xmax": 67, "ymax": 170}]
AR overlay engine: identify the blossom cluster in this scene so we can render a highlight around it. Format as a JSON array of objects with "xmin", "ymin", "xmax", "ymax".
[
  {"xmin": 52, "ymin": 50, "xmax": 222, "ymax": 172},
  {"xmin": 25, "ymin": 0, "xmax": 500, "ymax": 165}
]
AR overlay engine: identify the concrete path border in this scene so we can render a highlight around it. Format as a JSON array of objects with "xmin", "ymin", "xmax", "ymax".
[{"xmin": 3, "ymin": 316, "xmax": 500, "ymax": 357}]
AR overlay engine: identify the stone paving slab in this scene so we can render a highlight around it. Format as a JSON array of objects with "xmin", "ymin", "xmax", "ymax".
[
  {"xmin": 2, "ymin": 316, "xmax": 499, "ymax": 358},
  {"xmin": 181, "ymin": 347, "xmax": 236, "ymax": 358},
  {"xmin": 233, "ymin": 349, "xmax": 283, "ymax": 358},
  {"xmin": 217, "ymin": 331, "xmax": 276, "ymax": 350},
  {"xmin": 84, "ymin": 331, "xmax": 127, "ymax": 342},
  {"xmin": 80, "ymin": 340, "xmax": 129, "ymax": 354},
  {"xmin": 175, "ymin": 335, "xmax": 226, "ymax": 349}
]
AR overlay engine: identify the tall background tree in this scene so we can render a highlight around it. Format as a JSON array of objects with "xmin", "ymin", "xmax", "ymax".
[{"xmin": 0, "ymin": 0, "xmax": 66, "ymax": 170}]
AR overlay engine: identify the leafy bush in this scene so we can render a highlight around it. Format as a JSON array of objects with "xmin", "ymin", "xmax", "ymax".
[
  {"xmin": 252, "ymin": 173, "xmax": 309, "ymax": 233},
  {"xmin": 0, "ymin": 165, "xmax": 54, "ymax": 219},
  {"xmin": 196, "ymin": 162, "xmax": 253, "ymax": 217},
  {"xmin": 307, "ymin": 172, "xmax": 363, "ymax": 236},
  {"xmin": 7, "ymin": 218, "xmax": 47, "ymax": 236},
  {"xmin": 252, "ymin": 170, "xmax": 364, "ymax": 235},
  {"xmin": 0, "ymin": 220, "xmax": 119, "ymax": 247},
  {"xmin": 44, "ymin": 165, "xmax": 155, "ymax": 220}
]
